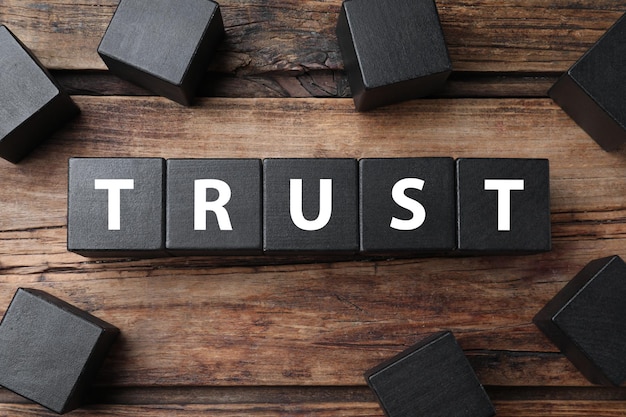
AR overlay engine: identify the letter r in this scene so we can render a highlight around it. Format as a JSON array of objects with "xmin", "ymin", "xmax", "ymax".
[{"xmin": 194, "ymin": 179, "xmax": 233, "ymax": 231}]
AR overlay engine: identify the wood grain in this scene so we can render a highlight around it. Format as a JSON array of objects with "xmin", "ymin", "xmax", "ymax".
[
  {"xmin": 1, "ymin": 0, "xmax": 625, "ymax": 73},
  {"xmin": 3, "ymin": 400, "xmax": 626, "ymax": 417},
  {"xmin": 1, "ymin": 97, "xmax": 626, "ymax": 389},
  {"xmin": 3, "ymin": 1, "xmax": 626, "ymax": 414},
  {"xmin": 3, "ymin": 385, "xmax": 626, "ymax": 415}
]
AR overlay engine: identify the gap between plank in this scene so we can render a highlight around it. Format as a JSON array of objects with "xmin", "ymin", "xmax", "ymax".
[{"xmin": 3, "ymin": 386, "xmax": 626, "ymax": 406}]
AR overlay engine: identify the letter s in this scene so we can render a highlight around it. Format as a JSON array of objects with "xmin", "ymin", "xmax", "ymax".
[{"xmin": 390, "ymin": 178, "xmax": 426, "ymax": 231}]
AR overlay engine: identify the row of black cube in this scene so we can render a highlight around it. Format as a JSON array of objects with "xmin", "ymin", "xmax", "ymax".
[
  {"xmin": 67, "ymin": 157, "xmax": 551, "ymax": 257},
  {"xmin": 1, "ymin": 254, "xmax": 625, "ymax": 414}
]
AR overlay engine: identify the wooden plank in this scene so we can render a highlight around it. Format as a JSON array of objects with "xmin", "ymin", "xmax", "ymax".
[
  {"xmin": 494, "ymin": 401, "xmax": 626, "ymax": 416},
  {"xmin": 1, "ymin": 97, "xmax": 626, "ymax": 387},
  {"xmin": 3, "ymin": 386, "xmax": 626, "ymax": 415},
  {"xmin": 2, "ymin": 401, "xmax": 626, "ymax": 417},
  {"xmin": 2, "ymin": 1, "xmax": 626, "ymax": 73},
  {"xmin": 0, "ymin": 256, "xmax": 592, "ymax": 387},
  {"xmin": 4, "ymin": 385, "xmax": 626, "ymax": 405},
  {"xmin": 0, "ymin": 403, "xmax": 386, "ymax": 417}
]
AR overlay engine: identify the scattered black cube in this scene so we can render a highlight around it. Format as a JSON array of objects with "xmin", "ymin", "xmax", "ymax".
[
  {"xmin": 0, "ymin": 288, "xmax": 119, "ymax": 414},
  {"xmin": 359, "ymin": 158, "xmax": 455, "ymax": 253},
  {"xmin": 263, "ymin": 158, "xmax": 359, "ymax": 253},
  {"xmin": 98, "ymin": 0, "xmax": 225, "ymax": 106},
  {"xmin": 549, "ymin": 13, "xmax": 626, "ymax": 151},
  {"xmin": 166, "ymin": 159, "xmax": 262, "ymax": 255},
  {"xmin": 456, "ymin": 158, "xmax": 551, "ymax": 254},
  {"xmin": 67, "ymin": 158, "xmax": 166, "ymax": 257},
  {"xmin": 336, "ymin": 0, "xmax": 451, "ymax": 111},
  {"xmin": 0, "ymin": 25, "xmax": 79, "ymax": 163},
  {"xmin": 365, "ymin": 331, "xmax": 495, "ymax": 417},
  {"xmin": 534, "ymin": 255, "xmax": 626, "ymax": 386}
]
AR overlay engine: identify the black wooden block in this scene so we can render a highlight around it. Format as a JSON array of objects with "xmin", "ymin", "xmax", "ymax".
[
  {"xmin": 0, "ymin": 288, "xmax": 119, "ymax": 414},
  {"xmin": 456, "ymin": 158, "xmax": 551, "ymax": 254},
  {"xmin": 365, "ymin": 331, "xmax": 495, "ymax": 417},
  {"xmin": 336, "ymin": 0, "xmax": 451, "ymax": 111},
  {"xmin": 166, "ymin": 159, "xmax": 262, "ymax": 255},
  {"xmin": 98, "ymin": 0, "xmax": 225, "ymax": 106},
  {"xmin": 0, "ymin": 25, "xmax": 79, "ymax": 163},
  {"xmin": 67, "ymin": 158, "xmax": 166, "ymax": 257},
  {"xmin": 359, "ymin": 158, "xmax": 455, "ymax": 253},
  {"xmin": 533, "ymin": 255, "xmax": 626, "ymax": 386},
  {"xmin": 549, "ymin": 13, "xmax": 626, "ymax": 151},
  {"xmin": 263, "ymin": 158, "xmax": 359, "ymax": 253}
]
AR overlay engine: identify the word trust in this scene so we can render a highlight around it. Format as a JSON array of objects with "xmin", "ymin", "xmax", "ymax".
[{"xmin": 67, "ymin": 157, "xmax": 551, "ymax": 257}]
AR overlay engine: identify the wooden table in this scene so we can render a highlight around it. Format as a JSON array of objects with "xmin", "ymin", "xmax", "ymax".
[{"xmin": 1, "ymin": 1, "xmax": 626, "ymax": 415}]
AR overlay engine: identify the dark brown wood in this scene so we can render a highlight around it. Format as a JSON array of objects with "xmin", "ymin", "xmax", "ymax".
[
  {"xmin": 0, "ymin": 97, "xmax": 625, "ymax": 390},
  {"xmin": 3, "ymin": 399, "xmax": 626, "ymax": 417},
  {"xmin": 2, "ymin": 1, "xmax": 626, "ymax": 415},
  {"xmin": 2, "ymin": 0, "xmax": 625, "ymax": 74}
]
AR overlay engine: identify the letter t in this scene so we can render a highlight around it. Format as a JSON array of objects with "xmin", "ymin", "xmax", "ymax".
[
  {"xmin": 484, "ymin": 179, "xmax": 525, "ymax": 231},
  {"xmin": 94, "ymin": 179, "xmax": 135, "ymax": 230}
]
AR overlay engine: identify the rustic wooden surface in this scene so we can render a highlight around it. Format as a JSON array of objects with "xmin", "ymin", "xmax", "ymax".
[{"xmin": 1, "ymin": 0, "xmax": 626, "ymax": 415}]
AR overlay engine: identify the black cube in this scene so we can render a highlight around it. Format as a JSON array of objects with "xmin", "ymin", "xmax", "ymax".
[
  {"xmin": 359, "ymin": 158, "xmax": 456, "ymax": 253},
  {"xmin": 365, "ymin": 331, "xmax": 495, "ymax": 417},
  {"xmin": 0, "ymin": 288, "xmax": 119, "ymax": 414},
  {"xmin": 549, "ymin": 13, "xmax": 626, "ymax": 151},
  {"xmin": 456, "ymin": 158, "xmax": 551, "ymax": 254},
  {"xmin": 534, "ymin": 255, "xmax": 626, "ymax": 386},
  {"xmin": 166, "ymin": 159, "xmax": 263, "ymax": 255},
  {"xmin": 263, "ymin": 158, "xmax": 359, "ymax": 253},
  {"xmin": 0, "ymin": 25, "xmax": 79, "ymax": 163},
  {"xmin": 98, "ymin": 0, "xmax": 225, "ymax": 106},
  {"xmin": 336, "ymin": 0, "xmax": 451, "ymax": 111},
  {"xmin": 67, "ymin": 158, "xmax": 166, "ymax": 257}
]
